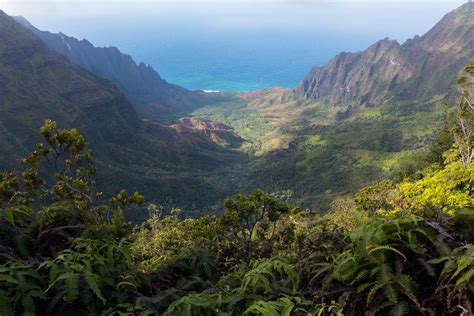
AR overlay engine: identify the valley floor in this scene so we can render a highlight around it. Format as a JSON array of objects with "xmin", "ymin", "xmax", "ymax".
[{"xmin": 185, "ymin": 91, "xmax": 448, "ymax": 211}]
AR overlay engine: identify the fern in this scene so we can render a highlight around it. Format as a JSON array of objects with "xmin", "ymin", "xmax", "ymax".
[
  {"xmin": 84, "ymin": 272, "xmax": 106, "ymax": 304},
  {"xmin": 0, "ymin": 260, "xmax": 46, "ymax": 315},
  {"xmin": 333, "ymin": 251, "xmax": 359, "ymax": 282},
  {"xmin": 450, "ymin": 245, "xmax": 474, "ymax": 285},
  {"xmin": 241, "ymin": 257, "xmax": 298, "ymax": 294},
  {"xmin": 431, "ymin": 244, "xmax": 474, "ymax": 288},
  {"xmin": 163, "ymin": 292, "xmax": 220, "ymax": 316},
  {"xmin": 40, "ymin": 246, "xmax": 125, "ymax": 311},
  {"xmin": 455, "ymin": 267, "xmax": 474, "ymax": 287},
  {"xmin": 391, "ymin": 302, "xmax": 409, "ymax": 316},
  {"xmin": 368, "ymin": 246, "xmax": 407, "ymax": 261},
  {"xmin": 64, "ymin": 273, "xmax": 79, "ymax": 303},
  {"xmin": 244, "ymin": 297, "xmax": 295, "ymax": 316}
]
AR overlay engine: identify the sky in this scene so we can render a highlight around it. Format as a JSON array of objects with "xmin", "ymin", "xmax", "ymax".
[
  {"xmin": 0, "ymin": 0, "xmax": 468, "ymax": 91},
  {"xmin": 1, "ymin": 0, "xmax": 466, "ymax": 37}
]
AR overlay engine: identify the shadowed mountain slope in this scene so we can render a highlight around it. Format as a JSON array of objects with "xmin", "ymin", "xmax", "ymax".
[
  {"xmin": 13, "ymin": 16, "xmax": 208, "ymax": 121},
  {"xmin": 0, "ymin": 11, "xmax": 246, "ymax": 215},
  {"xmin": 0, "ymin": 10, "xmax": 139, "ymax": 157}
]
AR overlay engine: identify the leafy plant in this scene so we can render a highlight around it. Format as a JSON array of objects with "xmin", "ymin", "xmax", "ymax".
[
  {"xmin": 241, "ymin": 257, "xmax": 298, "ymax": 295},
  {"xmin": 0, "ymin": 259, "xmax": 46, "ymax": 315}
]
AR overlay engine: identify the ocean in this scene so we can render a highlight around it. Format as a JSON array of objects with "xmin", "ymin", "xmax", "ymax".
[
  {"xmin": 11, "ymin": 1, "xmax": 466, "ymax": 92},
  {"xmin": 116, "ymin": 27, "xmax": 375, "ymax": 92}
]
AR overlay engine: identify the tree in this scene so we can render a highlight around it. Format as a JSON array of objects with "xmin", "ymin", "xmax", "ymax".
[
  {"xmin": 219, "ymin": 189, "xmax": 289, "ymax": 263},
  {"xmin": 453, "ymin": 62, "xmax": 474, "ymax": 167}
]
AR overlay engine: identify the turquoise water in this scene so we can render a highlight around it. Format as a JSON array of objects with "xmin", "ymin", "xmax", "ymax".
[
  {"xmin": 17, "ymin": 1, "xmax": 465, "ymax": 92},
  {"xmin": 121, "ymin": 28, "xmax": 375, "ymax": 92}
]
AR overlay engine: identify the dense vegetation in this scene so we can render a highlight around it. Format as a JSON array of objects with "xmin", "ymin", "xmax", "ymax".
[
  {"xmin": 195, "ymin": 84, "xmax": 450, "ymax": 211},
  {"xmin": 1, "ymin": 4, "xmax": 473, "ymax": 216},
  {"xmin": 0, "ymin": 64, "xmax": 472, "ymax": 315}
]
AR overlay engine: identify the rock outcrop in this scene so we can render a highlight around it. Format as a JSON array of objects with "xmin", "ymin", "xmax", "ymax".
[{"xmin": 170, "ymin": 117, "xmax": 243, "ymax": 148}]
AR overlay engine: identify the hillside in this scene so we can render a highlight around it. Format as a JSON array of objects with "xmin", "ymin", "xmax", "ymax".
[
  {"xmin": 0, "ymin": 10, "xmax": 140, "ymax": 161},
  {"xmin": 0, "ymin": 66, "xmax": 471, "ymax": 313},
  {"xmin": 0, "ymin": 3, "xmax": 472, "ymax": 213},
  {"xmin": 193, "ymin": 2, "xmax": 474, "ymax": 210},
  {"xmin": 0, "ymin": 3, "xmax": 472, "ymax": 314},
  {"xmin": 13, "ymin": 16, "xmax": 208, "ymax": 121},
  {"xmin": 293, "ymin": 2, "xmax": 474, "ymax": 105},
  {"xmin": 0, "ymin": 11, "xmax": 247, "ymax": 215}
]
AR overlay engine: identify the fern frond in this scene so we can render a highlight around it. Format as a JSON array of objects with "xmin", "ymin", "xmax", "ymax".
[
  {"xmin": 357, "ymin": 281, "xmax": 374, "ymax": 293},
  {"xmin": 84, "ymin": 272, "xmax": 106, "ymax": 304},
  {"xmin": 391, "ymin": 302, "xmax": 409, "ymax": 316},
  {"xmin": 367, "ymin": 283, "xmax": 384, "ymax": 303},
  {"xmin": 368, "ymin": 246, "xmax": 407, "ymax": 261},
  {"xmin": 455, "ymin": 267, "xmax": 474, "ymax": 287},
  {"xmin": 64, "ymin": 273, "xmax": 79, "ymax": 304},
  {"xmin": 384, "ymin": 284, "xmax": 398, "ymax": 305},
  {"xmin": 397, "ymin": 274, "xmax": 417, "ymax": 296}
]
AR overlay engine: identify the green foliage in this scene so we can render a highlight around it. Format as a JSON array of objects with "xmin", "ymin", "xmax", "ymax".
[
  {"xmin": 131, "ymin": 212, "xmax": 216, "ymax": 272},
  {"xmin": 0, "ymin": 72, "xmax": 473, "ymax": 316},
  {"xmin": 453, "ymin": 62, "xmax": 474, "ymax": 167},
  {"xmin": 332, "ymin": 216, "xmax": 425, "ymax": 309},
  {"xmin": 0, "ymin": 121, "xmax": 145, "ymax": 314},
  {"xmin": 219, "ymin": 189, "xmax": 289, "ymax": 263},
  {"xmin": 355, "ymin": 180, "xmax": 398, "ymax": 214},
  {"xmin": 241, "ymin": 257, "xmax": 298, "ymax": 295},
  {"xmin": 198, "ymin": 90, "xmax": 448, "ymax": 211},
  {"xmin": 398, "ymin": 160, "xmax": 473, "ymax": 217},
  {"xmin": 244, "ymin": 297, "xmax": 297, "ymax": 316},
  {"xmin": 322, "ymin": 197, "xmax": 368, "ymax": 233},
  {"xmin": 242, "ymin": 296, "xmax": 340, "ymax": 316},
  {"xmin": 163, "ymin": 292, "xmax": 222, "ymax": 316},
  {"xmin": 0, "ymin": 259, "xmax": 46, "ymax": 315},
  {"xmin": 431, "ymin": 244, "xmax": 474, "ymax": 290}
]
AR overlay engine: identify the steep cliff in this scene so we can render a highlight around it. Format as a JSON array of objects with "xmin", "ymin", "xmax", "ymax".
[
  {"xmin": 13, "ymin": 16, "xmax": 208, "ymax": 120},
  {"xmin": 294, "ymin": 2, "xmax": 474, "ymax": 105},
  {"xmin": 0, "ymin": 10, "xmax": 140, "ymax": 159}
]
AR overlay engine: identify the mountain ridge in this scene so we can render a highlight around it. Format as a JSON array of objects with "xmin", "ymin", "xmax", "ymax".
[
  {"xmin": 293, "ymin": 2, "xmax": 474, "ymax": 106},
  {"xmin": 13, "ymin": 15, "xmax": 208, "ymax": 121},
  {"xmin": 192, "ymin": 2, "xmax": 473, "ymax": 210},
  {"xmin": 0, "ymin": 10, "xmax": 140, "ymax": 151},
  {"xmin": 0, "ymin": 11, "xmax": 247, "ymax": 214}
]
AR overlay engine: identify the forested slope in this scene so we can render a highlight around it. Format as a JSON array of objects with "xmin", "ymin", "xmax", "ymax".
[
  {"xmin": 0, "ymin": 11, "xmax": 247, "ymax": 215},
  {"xmin": 0, "ymin": 63, "xmax": 472, "ymax": 316}
]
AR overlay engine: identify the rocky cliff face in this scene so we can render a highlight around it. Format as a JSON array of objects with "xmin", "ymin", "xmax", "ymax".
[
  {"xmin": 177, "ymin": 117, "xmax": 234, "ymax": 131},
  {"xmin": 0, "ymin": 10, "xmax": 140, "ymax": 157},
  {"xmin": 294, "ymin": 3, "xmax": 474, "ymax": 105},
  {"xmin": 170, "ymin": 117, "xmax": 243, "ymax": 148},
  {"xmin": 13, "ymin": 16, "xmax": 207, "ymax": 120}
]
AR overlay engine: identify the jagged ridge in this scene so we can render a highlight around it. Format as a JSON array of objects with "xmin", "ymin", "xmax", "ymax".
[
  {"xmin": 13, "ymin": 16, "xmax": 208, "ymax": 120},
  {"xmin": 294, "ymin": 2, "xmax": 474, "ymax": 105}
]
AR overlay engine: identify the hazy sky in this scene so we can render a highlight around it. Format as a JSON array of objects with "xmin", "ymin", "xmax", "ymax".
[{"xmin": 1, "ymin": 0, "xmax": 467, "ymax": 34}]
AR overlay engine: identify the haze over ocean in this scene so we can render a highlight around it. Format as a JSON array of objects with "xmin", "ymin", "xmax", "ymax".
[{"xmin": 1, "ymin": 0, "xmax": 466, "ymax": 91}]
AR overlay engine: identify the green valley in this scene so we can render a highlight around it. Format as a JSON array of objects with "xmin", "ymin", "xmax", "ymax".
[
  {"xmin": 0, "ymin": 1, "xmax": 472, "ymax": 314},
  {"xmin": 0, "ymin": 62, "xmax": 472, "ymax": 314},
  {"xmin": 189, "ymin": 3, "xmax": 474, "ymax": 210}
]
